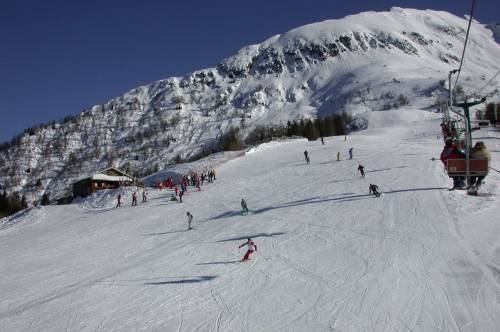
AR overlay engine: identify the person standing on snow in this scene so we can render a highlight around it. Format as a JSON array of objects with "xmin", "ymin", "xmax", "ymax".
[
  {"xmin": 179, "ymin": 190, "xmax": 184, "ymax": 203},
  {"xmin": 349, "ymin": 148, "xmax": 353, "ymax": 160},
  {"xmin": 369, "ymin": 184, "xmax": 380, "ymax": 197},
  {"xmin": 142, "ymin": 189, "xmax": 148, "ymax": 202},
  {"xmin": 239, "ymin": 238, "xmax": 257, "ymax": 261},
  {"xmin": 321, "ymin": 136, "xmax": 325, "ymax": 145},
  {"xmin": 304, "ymin": 150, "xmax": 309, "ymax": 163},
  {"xmin": 186, "ymin": 212, "xmax": 193, "ymax": 230},
  {"xmin": 241, "ymin": 198, "xmax": 249, "ymax": 213},
  {"xmin": 116, "ymin": 193, "xmax": 122, "ymax": 207},
  {"xmin": 132, "ymin": 191, "xmax": 138, "ymax": 206},
  {"xmin": 337, "ymin": 151, "xmax": 341, "ymax": 161},
  {"xmin": 358, "ymin": 164, "xmax": 365, "ymax": 177}
]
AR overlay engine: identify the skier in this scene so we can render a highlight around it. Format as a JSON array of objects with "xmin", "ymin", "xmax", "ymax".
[
  {"xmin": 304, "ymin": 150, "xmax": 309, "ymax": 163},
  {"xmin": 116, "ymin": 193, "xmax": 122, "ymax": 207},
  {"xmin": 337, "ymin": 152, "xmax": 340, "ymax": 161},
  {"xmin": 142, "ymin": 189, "xmax": 148, "ymax": 203},
  {"xmin": 239, "ymin": 238, "xmax": 257, "ymax": 262},
  {"xmin": 358, "ymin": 164, "xmax": 365, "ymax": 177},
  {"xmin": 349, "ymin": 148, "xmax": 353, "ymax": 160},
  {"xmin": 132, "ymin": 191, "xmax": 138, "ymax": 206},
  {"xmin": 321, "ymin": 136, "xmax": 325, "ymax": 145},
  {"xmin": 179, "ymin": 190, "xmax": 184, "ymax": 203},
  {"xmin": 241, "ymin": 198, "xmax": 249, "ymax": 213},
  {"xmin": 369, "ymin": 184, "xmax": 380, "ymax": 197},
  {"xmin": 186, "ymin": 212, "xmax": 193, "ymax": 230}
]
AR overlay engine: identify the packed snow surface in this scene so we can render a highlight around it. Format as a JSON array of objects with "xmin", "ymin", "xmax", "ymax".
[{"xmin": 1, "ymin": 109, "xmax": 500, "ymax": 331}]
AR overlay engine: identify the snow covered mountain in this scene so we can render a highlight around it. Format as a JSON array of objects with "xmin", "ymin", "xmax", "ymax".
[{"xmin": 1, "ymin": 7, "xmax": 500, "ymax": 201}]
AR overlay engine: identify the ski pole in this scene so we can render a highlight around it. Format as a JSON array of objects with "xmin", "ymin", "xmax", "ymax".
[
  {"xmin": 257, "ymin": 251, "xmax": 269, "ymax": 261},
  {"xmin": 490, "ymin": 167, "xmax": 500, "ymax": 174}
]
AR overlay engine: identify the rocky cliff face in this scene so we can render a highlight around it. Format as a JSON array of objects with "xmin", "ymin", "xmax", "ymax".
[{"xmin": 1, "ymin": 7, "xmax": 499, "ymax": 202}]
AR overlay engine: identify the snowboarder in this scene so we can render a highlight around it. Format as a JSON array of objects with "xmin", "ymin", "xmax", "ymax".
[
  {"xmin": 369, "ymin": 184, "xmax": 380, "ymax": 197},
  {"xmin": 241, "ymin": 198, "xmax": 249, "ymax": 213},
  {"xmin": 337, "ymin": 152, "xmax": 340, "ymax": 161},
  {"xmin": 186, "ymin": 212, "xmax": 193, "ymax": 230},
  {"xmin": 349, "ymin": 148, "xmax": 353, "ymax": 160},
  {"xmin": 239, "ymin": 238, "xmax": 257, "ymax": 262},
  {"xmin": 132, "ymin": 191, "xmax": 138, "ymax": 206},
  {"xmin": 142, "ymin": 189, "xmax": 148, "ymax": 203},
  {"xmin": 358, "ymin": 164, "xmax": 365, "ymax": 177},
  {"xmin": 116, "ymin": 193, "xmax": 122, "ymax": 207},
  {"xmin": 304, "ymin": 150, "xmax": 308, "ymax": 163}
]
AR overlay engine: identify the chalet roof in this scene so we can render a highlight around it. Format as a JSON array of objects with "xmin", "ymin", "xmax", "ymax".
[
  {"xmin": 98, "ymin": 167, "xmax": 135, "ymax": 178},
  {"xmin": 75, "ymin": 167, "xmax": 137, "ymax": 183},
  {"xmin": 91, "ymin": 174, "xmax": 134, "ymax": 182}
]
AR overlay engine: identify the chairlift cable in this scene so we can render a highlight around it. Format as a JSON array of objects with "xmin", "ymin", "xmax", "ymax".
[{"xmin": 453, "ymin": 0, "xmax": 477, "ymax": 91}]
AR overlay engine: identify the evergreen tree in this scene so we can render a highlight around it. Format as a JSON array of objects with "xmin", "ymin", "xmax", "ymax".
[
  {"xmin": 323, "ymin": 115, "xmax": 336, "ymax": 136},
  {"xmin": 303, "ymin": 119, "xmax": 320, "ymax": 141},
  {"xmin": 41, "ymin": 193, "xmax": 50, "ymax": 206}
]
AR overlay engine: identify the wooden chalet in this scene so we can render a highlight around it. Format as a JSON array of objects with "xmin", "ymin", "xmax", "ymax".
[{"xmin": 72, "ymin": 167, "xmax": 139, "ymax": 197}]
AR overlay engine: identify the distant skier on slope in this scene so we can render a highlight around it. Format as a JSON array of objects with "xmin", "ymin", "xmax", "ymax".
[
  {"xmin": 358, "ymin": 164, "xmax": 365, "ymax": 177},
  {"xmin": 337, "ymin": 152, "xmax": 340, "ymax": 161},
  {"xmin": 349, "ymin": 148, "xmax": 353, "ymax": 160},
  {"xmin": 142, "ymin": 189, "xmax": 148, "ymax": 203},
  {"xmin": 116, "ymin": 193, "xmax": 122, "ymax": 207},
  {"xmin": 239, "ymin": 238, "xmax": 257, "ymax": 261},
  {"xmin": 304, "ymin": 150, "xmax": 309, "ymax": 163},
  {"xmin": 132, "ymin": 191, "xmax": 138, "ymax": 206},
  {"xmin": 186, "ymin": 212, "xmax": 193, "ymax": 230},
  {"xmin": 369, "ymin": 184, "xmax": 380, "ymax": 197},
  {"xmin": 241, "ymin": 198, "xmax": 249, "ymax": 213},
  {"xmin": 321, "ymin": 136, "xmax": 325, "ymax": 145}
]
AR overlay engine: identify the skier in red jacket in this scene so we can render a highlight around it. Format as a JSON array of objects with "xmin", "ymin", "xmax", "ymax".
[{"xmin": 239, "ymin": 238, "xmax": 257, "ymax": 262}]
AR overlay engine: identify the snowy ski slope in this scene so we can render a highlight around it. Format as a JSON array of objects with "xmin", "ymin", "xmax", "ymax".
[{"xmin": 1, "ymin": 109, "xmax": 500, "ymax": 331}]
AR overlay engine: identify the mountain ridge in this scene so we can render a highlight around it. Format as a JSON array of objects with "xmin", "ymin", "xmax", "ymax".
[{"xmin": 1, "ymin": 7, "xmax": 499, "ymax": 202}]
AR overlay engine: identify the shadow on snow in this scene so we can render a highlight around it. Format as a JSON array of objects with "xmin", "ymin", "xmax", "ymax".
[
  {"xmin": 143, "ymin": 276, "xmax": 217, "ymax": 285},
  {"xmin": 216, "ymin": 232, "xmax": 286, "ymax": 242}
]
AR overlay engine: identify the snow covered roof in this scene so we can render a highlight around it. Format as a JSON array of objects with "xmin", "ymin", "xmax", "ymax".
[
  {"xmin": 90, "ymin": 174, "xmax": 134, "ymax": 182},
  {"xmin": 75, "ymin": 167, "xmax": 137, "ymax": 183}
]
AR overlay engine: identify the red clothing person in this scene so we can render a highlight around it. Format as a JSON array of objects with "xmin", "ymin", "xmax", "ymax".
[
  {"xmin": 239, "ymin": 238, "xmax": 257, "ymax": 261},
  {"xmin": 440, "ymin": 139, "xmax": 465, "ymax": 165}
]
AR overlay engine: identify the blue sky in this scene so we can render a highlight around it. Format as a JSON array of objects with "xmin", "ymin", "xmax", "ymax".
[{"xmin": 1, "ymin": 0, "xmax": 498, "ymax": 142}]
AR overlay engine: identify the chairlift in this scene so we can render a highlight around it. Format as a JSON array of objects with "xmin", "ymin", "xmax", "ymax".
[{"xmin": 441, "ymin": 96, "xmax": 489, "ymax": 194}]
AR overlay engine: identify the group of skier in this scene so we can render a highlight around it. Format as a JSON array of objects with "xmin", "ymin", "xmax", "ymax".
[
  {"xmin": 117, "ymin": 189, "xmax": 148, "ymax": 207},
  {"xmin": 303, "ymin": 144, "xmax": 380, "ymax": 198}
]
